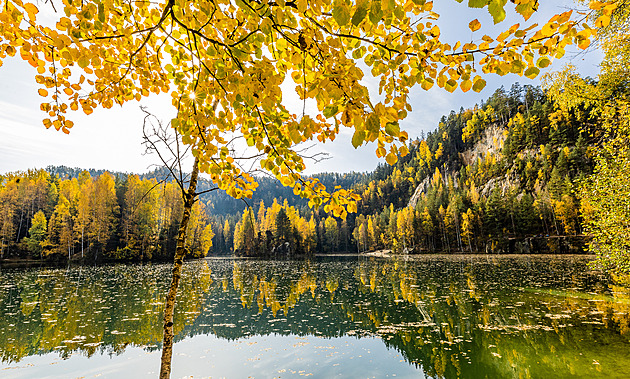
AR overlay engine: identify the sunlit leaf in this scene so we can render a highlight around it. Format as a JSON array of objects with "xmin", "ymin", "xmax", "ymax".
[{"xmin": 469, "ymin": 19, "xmax": 481, "ymax": 32}]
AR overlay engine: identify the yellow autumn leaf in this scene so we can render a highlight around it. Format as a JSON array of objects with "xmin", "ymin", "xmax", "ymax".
[
  {"xmin": 595, "ymin": 15, "xmax": 611, "ymax": 28},
  {"xmin": 385, "ymin": 152, "xmax": 398, "ymax": 165},
  {"xmin": 460, "ymin": 79, "xmax": 472, "ymax": 92},
  {"xmin": 469, "ymin": 19, "xmax": 481, "ymax": 32},
  {"xmin": 421, "ymin": 78, "xmax": 434, "ymax": 90},
  {"xmin": 24, "ymin": 3, "xmax": 39, "ymax": 15},
  {"xmin": 578, "ymin": 37, "xmax": 590, "ymax": 50},
  {"xmin": 472, "ymin": 77, "xmax": 486, "ymax": 92},
  {"xmin": 537, "ymin": 57, "xmax": 551, "ymax": 68},
  {"xmin": 524, "ymin": 67, "xmax": 540, "ymax": 79},
  {"xmin": 445, "ymin": 79, "xmax": 457, "ymax": 93},
  {"xmin": 588, "ymin": 1, "xmax": 606, "ymax": 10}
]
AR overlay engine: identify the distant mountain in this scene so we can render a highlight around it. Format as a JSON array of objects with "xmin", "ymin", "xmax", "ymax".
[{"xmin": 44, "ymin": 165, "xmax": 370, "ymax": 217}]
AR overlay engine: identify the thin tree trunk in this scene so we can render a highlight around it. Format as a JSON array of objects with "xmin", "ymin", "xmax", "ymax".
[
  {"xmin": 159, "ymin": 155, "xmax": 200, "ymax": 379},
  {"xmin": 16, "ymin": 207, "xmax": 24, "ymax": 243},
  {"xmin": 441, "ymin": 222, "xmax": 449, "ymax": 253},
  {"xmin": 455, "ymin": 215, "xmax": 463, "ymax": 252}
]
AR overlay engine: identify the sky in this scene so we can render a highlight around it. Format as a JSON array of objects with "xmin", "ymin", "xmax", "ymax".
[{"xmin": 0, "ymin": 1, "xmax": 603, "ymax": 176}]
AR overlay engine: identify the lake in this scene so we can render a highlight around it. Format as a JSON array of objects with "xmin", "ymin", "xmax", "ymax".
[{"xmin": 1, "ymin": 255, "xmax": 629, "ymax": 378}]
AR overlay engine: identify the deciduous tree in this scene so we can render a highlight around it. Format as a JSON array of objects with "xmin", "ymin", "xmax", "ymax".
[
  {"xmin": 25, "ymin": 210, "xmax": 47, "ymax": 257},
  {"xmin": 0, "ymin": 0, "xmax": 615, "ymax": 220},
  {"xmin": 544, "ymin": 1, "xmax": 630, "ymax": 275}
]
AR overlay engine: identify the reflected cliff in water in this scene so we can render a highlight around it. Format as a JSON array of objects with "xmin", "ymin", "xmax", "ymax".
[{"xmin": 1, "ymin": 256, "xmax": 630, "ymax": 377}]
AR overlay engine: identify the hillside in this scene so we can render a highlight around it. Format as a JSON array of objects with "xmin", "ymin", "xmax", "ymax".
[
  {"xmin": 206, "ymin": 82, "xmax": 599, "ymax": 257},
  {"xmin": 0, "ymin": 83, "xmax": 601, "ymax": 261},
  {"xmin": 44, "ymin": 165, "xmax": 369, "ymax": 217},
  {"xmin": 347, "ymin": 83, "xmax": 596, "ymax": 254}
]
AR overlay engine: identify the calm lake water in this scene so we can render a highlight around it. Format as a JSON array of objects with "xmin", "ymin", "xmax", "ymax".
[{"xmin": 1, "ymin": 255, "xmax": 629, "ymax": 378}]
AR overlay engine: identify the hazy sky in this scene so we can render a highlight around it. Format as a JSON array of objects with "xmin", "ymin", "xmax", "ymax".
[{"xmin": 0, "ymin": 0, "xmax": 602, "ymax": 176}]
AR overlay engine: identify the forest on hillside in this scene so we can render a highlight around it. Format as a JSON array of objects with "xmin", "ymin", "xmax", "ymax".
[
  {"xmin": 223, "ymin": 83, "xmax": 597, "ymax": 256},
  {"xmin": 0, "ymin": 82, "xmax": 604, "ymax": 261}
]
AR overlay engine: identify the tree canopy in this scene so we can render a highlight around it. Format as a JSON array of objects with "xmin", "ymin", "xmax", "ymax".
[
  {"xmin": 0, "ymin": 0, "xmax": 617, "ymax": 217},
  {"xmin": 544, "ymin": 1, "xmax": 630, "ymax": 276}
]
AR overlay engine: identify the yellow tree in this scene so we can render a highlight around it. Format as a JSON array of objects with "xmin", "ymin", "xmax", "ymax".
[
  {"xmin": 234, "ymin": 207, "xmax": 257, "ymax": 255},
  {"xmin": 396, "ymin": 209, "xmax": 407, "ymax": 251},
  {"xmin": 367, "ymin": 216, "xmax": 379, "ymax": 250},
  {"xmin": 223, "ymin": 219, "xmax": 232, "ymax": 252},
  {"xmin": 75, "ymin": 171, "xmax": 93, "ymax": 259},
  {"xmin": 89, "ymin": 172, "xmax": 118, "ymax": 258},
  {"xmin": 257, "ymin": 200, "xmax": 266, "ymax": 232},
  {"xmin": 0, "ymin": 175, "xmax": 18, "ymax": 258},
  {"xmin": 153, "ymin": 180, "xmax": 185, "ymax": 258},
  {"xmin": 421, "ymin": 206, "xmax": 434, "ymax": 250},
  {"xmin": 9, "ymin": 170, "xmax": 50, "ymax": 245},
  {"xmin": 58, "ymin": 177, "xmax": 81, "ymax": 255},
  {"xmin": 50, "ymin": 177, "xmax": 81, "ymax": 257},
  {"xmin": 1, "ymin": 0, "xmax": 620, "ymax": 376},
  {"xmin": 121, "ymin": 175, "xmax": 160, "ymax": 259},
  {"xmin": 406, "ymin": 208, "xmax": 417, "ymax": 251},
  {"xmin": 306, "ymin": 216, "xmax": 318, "ymax": 253},
  {"xmin": 324, "ymin": 215, "xmax": 339, "ymax": 252},
  {"xmin": 461, "ymin": 208, "xmax": 474, "ymax": 252},
  {"xmin": 544, "ymin": 2, "xmax": 630, "ymax": 275},
  {"xmin": 25, "ymin": 210, "xmax": 47, "ymax": 257},
  {"xmin": 358, "ymin": 222, "xmax": 368, "ymax": 253},
  {"xmin": 0, "ymin": 0, "xmax": 615, "ymax": 221},
  {"xmin": 198, "ymin": 223, "xmax": 215, "ymax": 256},
  {"xmin": 185, "ymin": 201, "xmax": 214, "ymax": 258},
  {"xmin": 46, "ymin": 194, "xmax": 73, "ymax": 259},
  {"xmin": 552, "ymin": 194, "xmax": 578, "ymax": 235},
  {"xmin": 265, "ymin": 198, "xmax": 282, "ymax": 235},
  {"xmin": 155, "ymin": 181, "xmax": 180, "ymax": 251}
]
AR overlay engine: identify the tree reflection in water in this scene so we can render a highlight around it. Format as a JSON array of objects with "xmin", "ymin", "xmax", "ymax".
[{"xmin": 1, "ymin": 256, "xmax": 629, "ymax": 378}]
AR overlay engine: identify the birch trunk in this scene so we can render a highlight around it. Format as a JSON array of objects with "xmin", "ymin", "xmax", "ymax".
[{"xmin": 159, "ymin": 155, "xmax": 200, "ymax": 379}]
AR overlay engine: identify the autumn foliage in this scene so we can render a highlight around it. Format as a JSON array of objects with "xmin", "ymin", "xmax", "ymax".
[
  {"xmin": 0, "ymin": 169, "xmax": 213, "ymax": 260},
  {"xmin": 0, "ymin": 0, "xmax": 617, "ymax": 217}
]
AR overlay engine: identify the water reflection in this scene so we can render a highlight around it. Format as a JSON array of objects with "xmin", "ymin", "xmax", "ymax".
[
  {"xmin": 1, "ymin": 256, "xmax": 629, "ymax": 378},
  {"xmin": 0, "ymin": 263, "xmax": 212, "ymax": 362}
]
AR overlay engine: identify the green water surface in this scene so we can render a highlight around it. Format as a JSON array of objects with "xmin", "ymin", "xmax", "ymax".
[{"xmin": 1, "ymin": 255, "xmax": 629, "ymax": 378}]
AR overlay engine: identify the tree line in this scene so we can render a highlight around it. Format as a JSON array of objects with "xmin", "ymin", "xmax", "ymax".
[
  {"xmin": 0, "ymin": 82, "xmax": 614, "ymax": 260},
  {"xmin": 222, "ymin": 83, "xmax": 597, "ymax": 256},
  {"xmin": 0, "ymin": 170, "xmax": 213, "ymax": 261}
]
